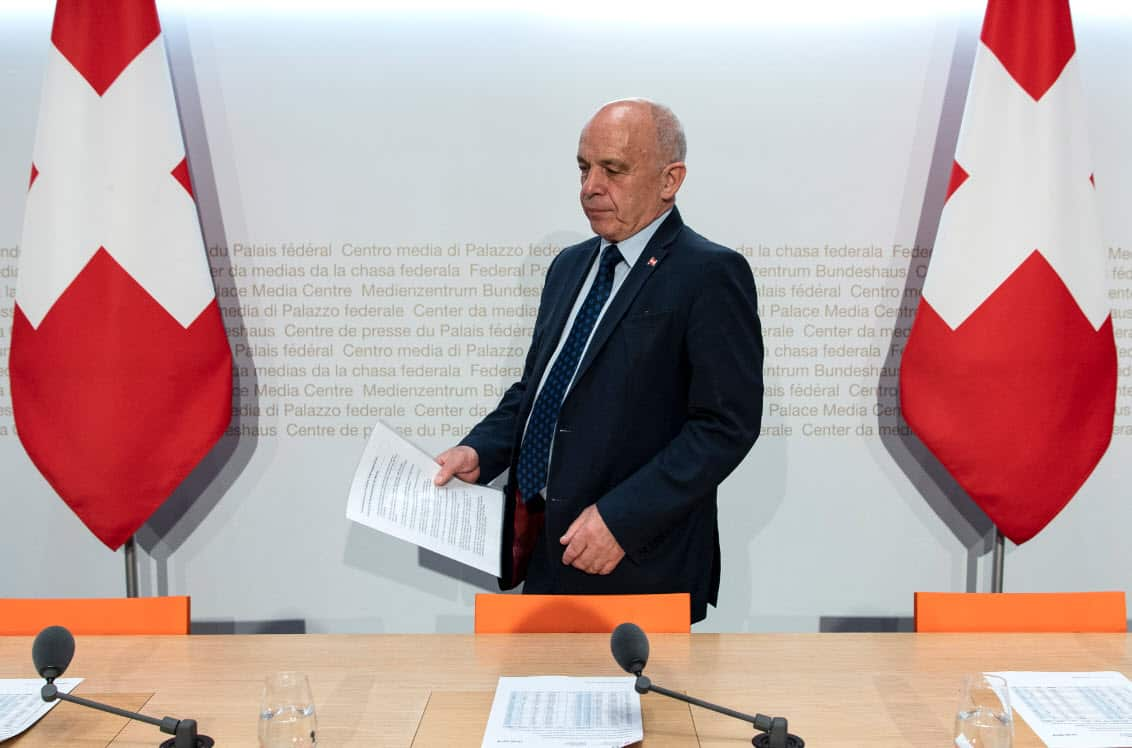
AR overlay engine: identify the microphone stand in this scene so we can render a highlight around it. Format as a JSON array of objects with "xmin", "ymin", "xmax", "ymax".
[
  {"xmin": 41, "ymin": 683, "xmax": 212, "ymax": 748},
  {"xmin": 633, "ymin": 675, "xmax": 801, "ymax": 748}
]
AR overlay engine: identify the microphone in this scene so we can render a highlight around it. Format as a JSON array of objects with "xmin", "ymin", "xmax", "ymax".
[
  {"xmin": 32, "ymin": 626, "xmax": 214, "ymax": 748},
  {"xmin": 610, "ymin": 623, "xmax": 804, "ymax": 748},
  {"xmin": 610, "ymin": 620, "xmax": 649, "ymax": 675},
  {"xmin": 32, "ymin": 625, "xmax": 74, "ymax": 682}
]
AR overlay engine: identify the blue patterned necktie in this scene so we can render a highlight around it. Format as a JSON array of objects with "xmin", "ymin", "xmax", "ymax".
[{"xmin": 516, "ymin": 244, "xmax": 622, "ymax": 502}]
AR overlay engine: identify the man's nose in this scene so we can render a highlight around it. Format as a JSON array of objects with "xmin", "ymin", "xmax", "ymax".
[{"xmin": 581, "ymin": 169, "xmax": 605, "ymax": 196}]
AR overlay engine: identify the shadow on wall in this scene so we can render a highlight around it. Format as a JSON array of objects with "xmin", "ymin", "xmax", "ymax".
[
  {"xmin": 878, "ymin": 20, "xmax": 996, "ymax": 591},
  {"xmin": 135, "ymin": 18, "xmax": 260, "ymax": 590},
  {"xmin": 718, "ymin": 422, "xmax": 789, "ymax": 633},
  {"xmin": 342, "ymin": 522, "xmax": 499, "ymax": 610},
  {"xmin": 419, "ymin": 548, "xmax": 503, "ymax": 592}
]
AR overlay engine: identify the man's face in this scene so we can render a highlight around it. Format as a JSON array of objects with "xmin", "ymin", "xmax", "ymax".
[{"xmin": 577, "ymin": 104, "xmax": 675, "ymax": 244}]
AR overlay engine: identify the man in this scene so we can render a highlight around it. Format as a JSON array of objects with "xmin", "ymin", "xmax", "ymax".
[{"xmin": 434, "ymin": 99, "xmax": 763, "ymax": 623}]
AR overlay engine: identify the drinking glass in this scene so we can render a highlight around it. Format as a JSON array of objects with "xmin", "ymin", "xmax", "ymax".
[
  {"xmin": 954, "ymin": 673, "xmax": 1012, "ymax": 748},
  {"xmin": 258, "ymin": 671, "xmax": 318, "ymax": 747}
]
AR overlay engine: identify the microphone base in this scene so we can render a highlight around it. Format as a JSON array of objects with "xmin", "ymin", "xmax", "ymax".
[
  {"xmin": 159, "ymin": 736, "xmax": 214, "ymax": 748},
  {"xmin": 752, "ymin": 733, "xmax": 804, "ymax": 748}
]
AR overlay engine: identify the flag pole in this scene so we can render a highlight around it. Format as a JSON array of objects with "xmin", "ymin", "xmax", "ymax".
[
  {"xmin": 991, "ymin": 527, "xmax": 1004, "ymax": 592},
  {"xmin": 124, "ymin": 535, "xmax": 139, "ymax": 598}
]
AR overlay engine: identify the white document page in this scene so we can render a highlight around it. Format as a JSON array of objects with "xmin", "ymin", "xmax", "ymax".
[
  {"xmin": 481, "ymin": 676, "xmax": 643, "ymax": 748},
  {"xmin": 346, "ymin": 421, "xmax": 503, "ymax": 577},
  {"xmin": 991, "ymin": 671, "xmax": 1132, "ymax": 748},
  {"xmin": 0, "ymin": 678, "xmax": 82, "ymax": 741}
]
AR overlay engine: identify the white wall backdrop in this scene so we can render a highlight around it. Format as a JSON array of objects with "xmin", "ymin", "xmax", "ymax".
[{"xmin": 1, "ymin": 2, "xmax": 1129, "ymax": 633}]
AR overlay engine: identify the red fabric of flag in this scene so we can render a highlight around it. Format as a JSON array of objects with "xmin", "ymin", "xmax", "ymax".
[
  {"xmin": 900, "ymin": 0, "xmax": 1116, "ymax": 544},
  {"xmin": 9, "ymin": 0, "xmax": 232, "ymax": 550}
]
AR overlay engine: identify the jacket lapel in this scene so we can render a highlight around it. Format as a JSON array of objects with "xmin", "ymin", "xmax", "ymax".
[{"xmin": 570, "ymin": 208, "xmax": 684, "ymax": 387}]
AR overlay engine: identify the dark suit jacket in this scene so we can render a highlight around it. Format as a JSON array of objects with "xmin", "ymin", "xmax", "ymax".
[{"xmin": 460, "ymin": 207, "xmax": 763, "ymax": 622}]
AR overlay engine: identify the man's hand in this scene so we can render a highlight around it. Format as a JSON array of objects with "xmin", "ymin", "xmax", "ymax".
[
  {"xmin": 560, "ymin": 505, "xmax": 625, "ymax": 575},
  {"xmin": 434, "ymin": 446, "xmax": 481, "ymax": 485}
]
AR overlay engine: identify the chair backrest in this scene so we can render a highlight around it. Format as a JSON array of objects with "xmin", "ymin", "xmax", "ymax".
[
  {"xmin": 914, "ymin": 591, "xmax": 1127, "ymax": 633},
  {"xmin": 0, "ymin": 596, "xmax": 191, "ymax": 635},
  {"xmin": 474, "ymin": 593, "xmax": 690, "ymax": 634}
]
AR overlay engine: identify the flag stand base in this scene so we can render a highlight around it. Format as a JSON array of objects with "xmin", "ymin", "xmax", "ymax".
[
  {"xmin": 124, "ymin": 536, "xmax": 138, "ymax": 598},
  {"xmin": 991, "ymin": 528, "xmax": 1004, "ymax": 592}
]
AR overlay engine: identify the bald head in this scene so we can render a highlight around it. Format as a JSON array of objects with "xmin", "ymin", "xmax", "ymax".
[
  {"xmin": 587, "ymin": 99, "xmax": 686, "ymax": 168},
  {"xmin": 576, "ymin": 99, "xmax": 688, "ymax": 243}
]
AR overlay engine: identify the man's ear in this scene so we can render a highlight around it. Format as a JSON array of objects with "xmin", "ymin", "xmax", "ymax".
[{"xmin": 660, "ymin": 162, "xmax": 686, "ymax": 200}]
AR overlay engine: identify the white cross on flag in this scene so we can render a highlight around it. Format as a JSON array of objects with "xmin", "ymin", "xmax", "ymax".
[
  {"xmin": 9, "ymin": 0, "xmax": 232, "ymax": 550},
  {"xmin": 901, "ymin": 0, "xmax": 1117, "ymax": 544}
]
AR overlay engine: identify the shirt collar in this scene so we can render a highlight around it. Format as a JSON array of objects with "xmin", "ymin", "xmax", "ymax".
[{"xmin": 599, "ymin": 208, "xmax": 673, "ymax": 268}]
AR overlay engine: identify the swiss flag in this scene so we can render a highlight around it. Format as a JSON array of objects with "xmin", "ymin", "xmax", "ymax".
[
  {"xmin": 9, "ymin": 0, "xmax": 232, "ymax": 550},
  {"xmin": 900, "ymin": 0, "xmax": 1117, "ymax": 544}
]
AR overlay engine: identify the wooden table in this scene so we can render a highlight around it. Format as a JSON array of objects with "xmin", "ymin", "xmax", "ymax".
[{"xmin": 2, "ymin": 633, "xmax": 1128, "ymax": 746}]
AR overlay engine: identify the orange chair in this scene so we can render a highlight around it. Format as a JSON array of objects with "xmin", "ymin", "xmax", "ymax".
[
  {"xmin": 474, "ymin": 593, "xmax": 690, "ymax": 634},
  {"xmin": 0, "ymin": 596, "xmax": 191, "ymax": 635},
  {"xmin": 914, "ymin": 591, "xmax": 1126, "ymax": 633}
]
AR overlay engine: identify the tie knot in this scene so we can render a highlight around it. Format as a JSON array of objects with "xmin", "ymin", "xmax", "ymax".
[{"xmin": 601, "ymin": 244, "xmax": 622, "ymax": 272}]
